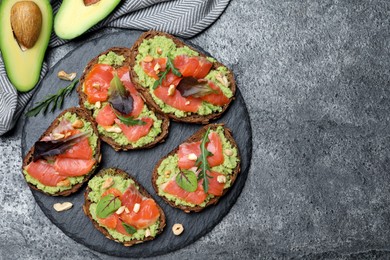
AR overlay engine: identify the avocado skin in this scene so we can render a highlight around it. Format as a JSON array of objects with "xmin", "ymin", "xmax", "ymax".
[
  {"xmin": 54, "ymin": 0, "xmax": 121, "ymax": 40},
  {"xmin": 0, "ymin": 0, "xmax": 52, "ymax": 92}
]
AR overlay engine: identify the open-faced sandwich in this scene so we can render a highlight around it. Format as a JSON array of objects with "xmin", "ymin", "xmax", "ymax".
[
  {"xmin": 152, "ymin": 124, "xmax": 240, "ymax": 212},
  {"xmin": 77, "ymin": 47, "xmax": 170, "ymax": 151},
  {"xmin": 22, "ymin": 107, "xmax": 101, "ymax": 196},
  {"xmin": 84, "ymin": 168, "xmax": 165, "ymax": 246},
  {"xmin": 129, "ymin": 31, "xmax": 236, "ymax": 124}
]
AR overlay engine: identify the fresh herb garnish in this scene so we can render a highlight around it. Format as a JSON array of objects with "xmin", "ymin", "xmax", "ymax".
[
  {"xmin": 32, "ymin": 131, "xmax": 89, "ymax": 162},
  {"xmin": 114, "ymin": 112, "xmax": 146, "ymax": 126},
  {"xmin": 196, "ymin": 127, "xmax": 213, "ymax": 193},
  {"xmin": 96, "ymin": 194, "xmax": 122, "ymax": 218},
  {"xmin": 176, "ymin": 77, "xmax": 218, "ymax": 98},
  {"xmin": 152, "ymin": 56, "xmax": 182, "ymax": 89},
  {"xmin": 122, "ymin": 222, "xmax": 137, "ymax": 235},
  {"xmin": 26, "ymin": 79, "xmax": 79, "ymax": 117},
  {"xmin": 176, "ymin": 170, "xmax": 198, "ymax": 192},
  {"xmin": 108, "ymin": 74, "xmax": 133, "ymax": 115}
]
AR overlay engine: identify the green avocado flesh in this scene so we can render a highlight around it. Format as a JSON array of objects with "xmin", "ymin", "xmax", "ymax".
[
  {"xmin": 83, "ymin": 52, "xmax": 163, "ymax": 148},
  {"xmin": 24, "ymin": 112, "xmax": 99, "ymax": 194},
  {"xmin": 133, "ymin": 36, "xmax": 234, "ymax": 117},
  {"xmin": 87, "ymin": 170, "xmax": 160, "ymax": 242},
  {"xmin": 54, "ymin": 0, "xmax": 120, "ymax": 40},
  {"xmin": 0, "ymin": 0, "xmax": 52, "ymax": 92},
  {"xmin": 156, "ymin": 126, "xmax": 239, "ymax": 207}
]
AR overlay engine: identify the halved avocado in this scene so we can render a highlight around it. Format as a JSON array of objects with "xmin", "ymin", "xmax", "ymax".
[
  {"xmin": 0, "ymin": 0, "xmax": 52, "ymax": 92},
  {"xmin": 54, "ymin": 0, "xmax": 121, "ymax": 40}
]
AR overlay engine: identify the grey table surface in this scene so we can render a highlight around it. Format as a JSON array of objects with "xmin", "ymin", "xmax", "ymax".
[{"xmin": 2, "ymin": 0, "xmax": 390, "ymax": 259}]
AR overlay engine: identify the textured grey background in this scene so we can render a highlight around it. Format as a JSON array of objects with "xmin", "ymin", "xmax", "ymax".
[{"xmin": 1, "ymin": 0, "xmax": 390, "ymax": 259}]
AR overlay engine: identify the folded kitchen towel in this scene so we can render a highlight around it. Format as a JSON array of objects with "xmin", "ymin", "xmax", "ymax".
[{"xmin": 0, "ymin": 0, "xmax": 231, "ymax": 135}]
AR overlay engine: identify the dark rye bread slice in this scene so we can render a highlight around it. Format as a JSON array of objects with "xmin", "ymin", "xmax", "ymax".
[
  {"xmin": 77, "ymin": 47, "xmax": 170, "ymax": 151},
  {"xmin": 22, "ymin": 107, "xmax": 101, "ymax": 196},
  {"xmin": 83, "ymin": 168, "xmax": 166, "ymax": 246},
  {"xmin": 129, "ymin": 31, "xmax": 237, "ymax": 124},
  {"xmin": 152, "ymin": 124, "xmax": 241, "ymax": 213}
]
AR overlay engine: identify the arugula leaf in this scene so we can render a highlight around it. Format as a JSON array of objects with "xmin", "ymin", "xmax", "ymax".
[
  {"xmin": 176, "ymin": 170, "xmax": 198, "ymax": 192},
  {"xmin": 96, "ymin": 194, "xmax": 121, "ymax": 218},
  {"xmin": 114, "ymin": 112, "xmax": 146, "ymax": 126},
  {"xmin": 152, "ymin": 56, "xmax": 182, "ymax": 89},
  {"xmin": 26, "ymin": 79, "xmax": 79, "ymax": 117},
  {"xmin": 122, "ymin": 222, "xmax": 137, "ymax": 235},
  {"xmin": 196, "ymin": 127, "xmax": 213, "ymax": 193}
]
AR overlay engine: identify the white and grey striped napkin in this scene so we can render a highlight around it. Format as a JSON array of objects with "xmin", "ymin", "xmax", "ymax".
[{"xmin": 0, "ymin": 0, "xmax": 230, "ymax": 135}]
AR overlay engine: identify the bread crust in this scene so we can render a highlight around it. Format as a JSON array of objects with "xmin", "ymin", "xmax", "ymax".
[
  {"xmin": 129, "ymin": 31, "xmax": 236, "ymax": 124},
  {"xmin": 22, "ymin": 107, "xmax": 101, "ymax": 196},
  {"xmin": 83, "ymin": 168, "xmax": 166, "ymax": 246},
  {"xmin": 77, "ymin": 47, "xmax": 170, "ymax": 151},
  {"xmin": 152, "ymin": 124, "xmax": 241, "ymax": 213}
]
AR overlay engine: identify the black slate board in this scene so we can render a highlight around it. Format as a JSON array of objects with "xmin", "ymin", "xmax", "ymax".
[{"xmin": 21, "ymin": 30, "xmax": 252, "ymax": 257}]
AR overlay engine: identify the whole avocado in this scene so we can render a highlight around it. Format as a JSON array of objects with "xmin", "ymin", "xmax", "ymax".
[
  {"xmin": 0, "ymin": 0, "xmax": 52, "ymax": 92},
  {"xmin": 54, "ymin": 0, "xmax": 121, "ymax": 40}
]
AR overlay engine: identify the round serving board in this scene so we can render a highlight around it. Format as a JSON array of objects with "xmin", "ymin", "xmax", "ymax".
[{"xmin": 21, "ymin": 30, "xmax": 252, "ymax": 257}]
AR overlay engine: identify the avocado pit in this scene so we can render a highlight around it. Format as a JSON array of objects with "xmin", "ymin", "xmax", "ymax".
[{"xmin": 10, "ymin": 1, "xmax": 42, "ymax": 51}]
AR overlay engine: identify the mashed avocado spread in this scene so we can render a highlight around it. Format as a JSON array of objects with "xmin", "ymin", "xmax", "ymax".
[
  {"xmin": 83, "ymin": 52, "xmax": 163, "ymax": 147},
  {"xmin": 156, "ymin": 126, "xmax": 239, "ymax": 207},
  {"xmin": 24, "ymin": 112, "xmax": 98, "ymax": 194},
  {"xmin": 88, "ymin": 170, "xmax": 160, "ymax": 242},
  {"xmin": 133, "ymin": 36, "xmax": 234, "ymax": 117}
]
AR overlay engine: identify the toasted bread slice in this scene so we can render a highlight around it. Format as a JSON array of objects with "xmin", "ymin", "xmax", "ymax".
[
  {"xmin": 83, "ymin": 168, "xmax": 166, "ymax": 246},
  {"xmin": 77, "ymin": 47, "xmax": 170, "ymax": 151},
  {"xmin": 22, "ymin": 107, "xmax": 101, "ymax": 196},
  {"xmin": 129, "ymin": 31, "xmax": 236, "ymax": 124},
  {"xmin": 152, "ymin": 124, "xmax": 240, "ymax": 213}
]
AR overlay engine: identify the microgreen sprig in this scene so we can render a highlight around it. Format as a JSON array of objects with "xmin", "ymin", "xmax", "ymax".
[
  {"xmin": 26, "ymin": 79, "xmax": 79, "ymax": 117},
  {"xmin": 152, "ymin": 56, "xmax": 182, "ymax": 89},
  {"xmin": 196, "ymin": 127, "xmax": 213, "ymax": 193}
]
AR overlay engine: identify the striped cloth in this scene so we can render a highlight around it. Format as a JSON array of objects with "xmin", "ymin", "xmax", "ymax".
[{"xmin": 0, "ymin": 0, "xmax": 230, "ymax": 135}]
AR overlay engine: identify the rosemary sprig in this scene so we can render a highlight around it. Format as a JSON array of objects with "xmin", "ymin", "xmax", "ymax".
[
  {"xmin": 152, "ymin": 56, "xmax": 182, "ymax": 89},
  {"xmin": 196, "ymin": 127, "xmax": 213, "ymax": 193},
  {"xmin": 114, "ymin": 112, "xmax": 146, "ymax": 126},
  {"xmin": 26, "ymin": 79, "xmax": 79, "ymax": 117}
]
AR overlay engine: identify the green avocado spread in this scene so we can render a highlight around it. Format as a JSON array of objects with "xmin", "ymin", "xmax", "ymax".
[
  {"xmin": 83, "ymin": 52, "xmax": 163, "ymax": 147},
  {"xmin": 98, "ymin": 51, "xmax": 125, "ymax": 66},
  {"xmin": 24, "ymin": 112, "xmax": 98, "ymax": 195},
  {"xmin": 87, "ymin": 170, "xmax": 160, "ymax": 242},
  {"xmin": 156, "ymin": 126, "xmax": 239, "ymax": 207},
  {"xmin": 133, "ymin": 36, "xmax": 233, "ymax": 118}
]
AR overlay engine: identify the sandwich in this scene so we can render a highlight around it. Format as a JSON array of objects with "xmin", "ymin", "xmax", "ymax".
[
  {"xmin": 129, "ymin": 31, "xmax": 236, "ymax": 124},
  {"xmin": 152, "ymin": 124, "xmax": 240, "ymax": 212},
  {"xmin": 22, "ymin": 107, "xmax": 101, "ymax": 196},
  {"xmin": 77, "ymin": 47, "xmax": 169, "ymax": 151},
  {"xmin": 84, "ymin": 168, "xmax": 166, "ymax": 246}
]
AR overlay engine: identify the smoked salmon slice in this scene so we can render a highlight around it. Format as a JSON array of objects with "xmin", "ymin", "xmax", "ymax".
[
  {"xmin": 57, "ymin": 137, "xmax": 93, "ymax": 160},
  {"xmin": 154, "ymin": 85, "xmax": 202, "ymax": 113},
  {"xmin": 121, "ymin": 199, "xmax": 161, "ymax": 229},
  {"xmin": 25, "ymin": 160, "xmax": 66, "ymax": 187},
  {"xmin": 206, "ymin": 171, "xmax": 225, "ymax": 196},
  {"xmin": 178, "ymin": 131, "xmax": 224, "ymax": 169},
  {"xmin": 84, "ymin": 64, "xmax": 114, "ymax": 104},
  {"xmin": 161, "ymin": 179, "xmax": 207, "ymax": 205},
  {"xmin": 115, "ymin": 117, "xmax": 154, "ymax": 142},
  {"xmin": 200, "ymin": 82, "xmax": 230, "ymax": 106},
  {"xmin": 173, "ymin": 55, "xmax": 212, "ymax": 79},
  {"xmin": 141, "ymin": 58, "xmax": 167, "ymax": 79},
  {"xmin": 96, "ymin": 104, "xmax": 117, "ymax": 127},
  {"xmin": 54, "ymin": 158, "xmax": 95, "ymax": 177},
  {"xmin": 121, "ymin": 185, "xmax": 143, "ymax": 211}
]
